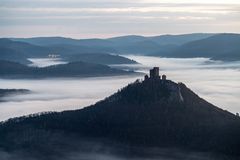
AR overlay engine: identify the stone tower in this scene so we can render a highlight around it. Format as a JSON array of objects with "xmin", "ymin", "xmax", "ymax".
[{"xmin": 150, "ymin": 67, "xmax": 160, "ymax": 79}]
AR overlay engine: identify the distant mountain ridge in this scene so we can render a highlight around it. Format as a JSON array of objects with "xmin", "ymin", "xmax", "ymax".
[
  {"xmin": 155, "ymin": 33, "xmax": 240, "ymax": 61},
  {"xmin": 11, "ymin": 33, "xmax": 215, "ymax": 55},
  {"xmin": 12, "ymin": 33, "xmax": 214, "ymax": 46},
  {"xmin": 149, "ymin": 33, "xmax": 216, "ymax": 45},
  {"xmin": 3, "ymin": 33, "xmax": 240, "ymax": 62},
  {"xmin": 0, "ymin": 76, "xmax": 239, "ymax": 159},
  {"xmin": 0, "ymin": 38, "xmax": 137, "ymax": 65},
  {"xmin": 0, "ymin": 38, "xmax": 51, "ymax": 57}
]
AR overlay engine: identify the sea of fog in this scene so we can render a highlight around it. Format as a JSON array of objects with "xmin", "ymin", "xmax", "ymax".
[{"xmin": 0, "ymin": 56, "xmax": 240, "ymax": 121}]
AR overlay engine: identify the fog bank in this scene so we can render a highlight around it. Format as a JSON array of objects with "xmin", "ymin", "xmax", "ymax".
[
  {"xmin": 0, "ymin": 56, "xmax": 240, "ymax": 121},
  {"xmin": 0, "ymin": 76, "xmax": 140, "ymax": 121}
]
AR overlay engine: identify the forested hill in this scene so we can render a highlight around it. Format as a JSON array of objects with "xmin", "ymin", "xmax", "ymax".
[
  {"xmin": 64, "ymin": 53, "xmax": 137, "ymax": 65},
  {"xmin": 4, "ymin": 33, "xmax": 240, "ymax": 62},
  {"xmin": 153, "ymin": 33, "xmax": 240, "ymax": 61},
  {"xmin": 0, "ymin": 38, "xmax": 137, "ymax": 65},
  {"xmin": 0, "ymin": 60, "xmax": 135, "ymax": 78},
  {"xmin": 0, "ymin": 78, "xmax": 239, "ymax": 159}
]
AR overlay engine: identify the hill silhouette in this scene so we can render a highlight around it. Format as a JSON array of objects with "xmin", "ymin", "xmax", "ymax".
[
  {"xmin": 64, "ymin": 53, "xmax": 137, "ymax": 65},
  {"xmin": 0, "ymin": 60, "xmax": 134, "ymax": 78},
  {"xmin": 153, "ymin": 33, "xmax": 240, "ymax": 61},
  {"xmin": 6, "ymin": 33, "xmax": 240, "ymax": 61},
  {"xmin": 0, "ymin": 72, "xmax": 239, "ymax": 159},
  {"xmin": 0, "ymin": 38, "xmax": 137, "ymax": 65},
  {"xmin": 13, "ymin": 33, "xmax": 213, "ymax": 46},
  {"xmin": 11, "ymin": 33, "xmax": 214, "ymax": 56}
]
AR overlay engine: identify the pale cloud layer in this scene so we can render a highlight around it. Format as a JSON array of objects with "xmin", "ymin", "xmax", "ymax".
[
  {"xmin": 0, "ymin": 0, "xmax": 240, "ymax": 38},
  {"xmin": 1, "ymin": 56, "xmax": 240, "ymax": 121}
]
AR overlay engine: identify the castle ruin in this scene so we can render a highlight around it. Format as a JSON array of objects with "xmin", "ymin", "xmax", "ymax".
[{"xmin": 144, "ymin": 67, "xmax": 167, "ymax": 81}]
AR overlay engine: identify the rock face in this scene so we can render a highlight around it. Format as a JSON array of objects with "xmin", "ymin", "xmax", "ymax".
[{"xmin": 0, "ymin": 79, "xmax": 240, "ymax": 158}]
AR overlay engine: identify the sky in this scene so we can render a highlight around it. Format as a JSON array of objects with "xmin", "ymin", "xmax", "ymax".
[{"xmin": 0, "ymin": 0, "xmax": 240, "ymax": 38}]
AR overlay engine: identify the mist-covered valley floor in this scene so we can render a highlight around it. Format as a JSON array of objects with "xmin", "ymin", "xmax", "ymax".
[
  {"xmin": 0, "ymin": 138, "xmax": 235, "ymax": 160},
  {"xmin": 0, "ymin": 55, "xmax": 240, "ymax": 121}
]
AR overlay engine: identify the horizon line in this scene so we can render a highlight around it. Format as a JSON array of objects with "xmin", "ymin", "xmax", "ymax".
[{"xmin": 1, "ymin": 32, "xmax": 240, "ymax": 40}]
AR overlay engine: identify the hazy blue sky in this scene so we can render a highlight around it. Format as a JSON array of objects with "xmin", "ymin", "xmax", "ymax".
[{"xmin": 0, "ymin": 0, "xmax": 240, "ymax": 38}]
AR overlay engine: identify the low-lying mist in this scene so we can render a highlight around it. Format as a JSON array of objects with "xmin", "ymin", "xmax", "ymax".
[
  {"xmin": 28, "ymin": 58, "xmax": 67, "ymax": 67},
  {"xmin": 0, "ymin": 76, "xmax": 140, "ymax": 121},
  {"xmin": 0, "ymin": 56, "xmax": 240, "ymax": 121},
  {"xmin": 0, "ymin": 140, "xmax": 228, "ymax": 160}
]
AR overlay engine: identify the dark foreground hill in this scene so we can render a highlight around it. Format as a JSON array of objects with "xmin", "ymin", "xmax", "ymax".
[
  {"xmin": 0, "ymin": 60, "xmax": 134, "ymax": 78},
  {"xmin": 0, "ymin": 78, "xmax": 239, "ymax": 159}
]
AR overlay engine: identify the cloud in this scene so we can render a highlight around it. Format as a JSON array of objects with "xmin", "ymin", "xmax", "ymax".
[
  {"xmin": 140, "ymin": 0, "xmax": 240, "ymax": 4},
  {"xmin": 0, "ymin": 0, "xmax": 240, "ymax": 37},
  {"xmin": 1, "ymin": 5, "xmax": 239, "ymax": 14}
]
